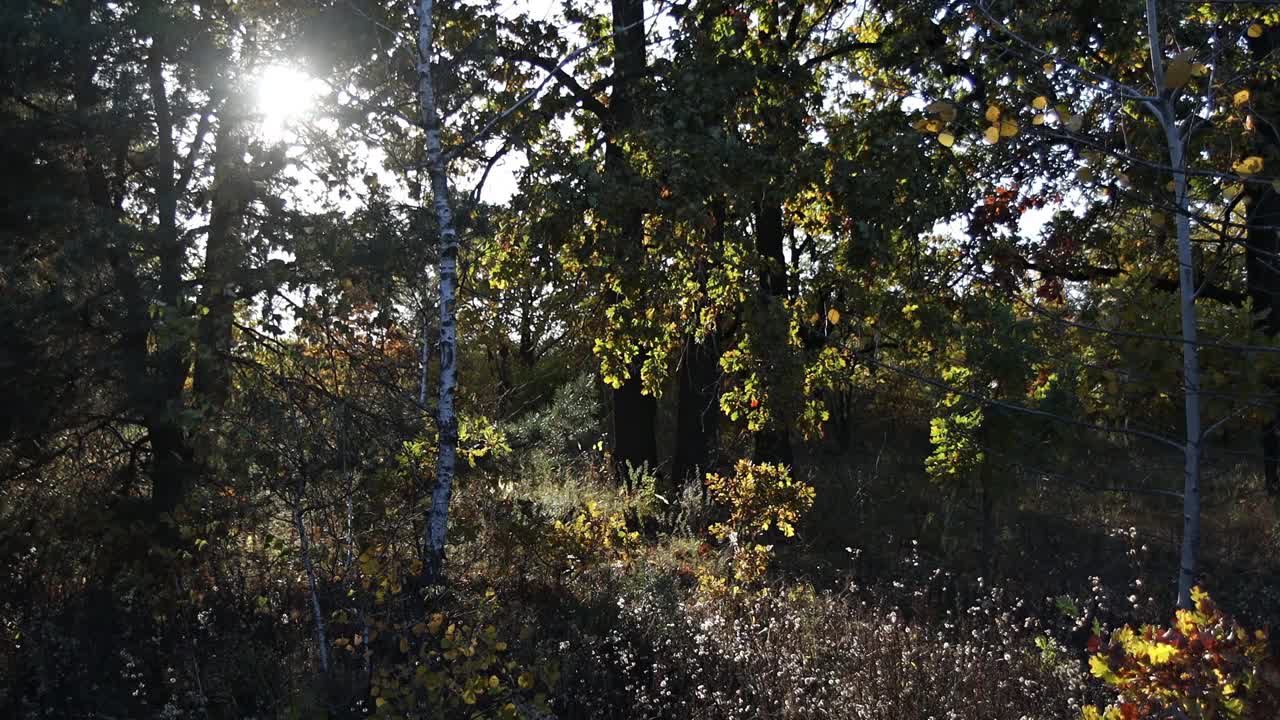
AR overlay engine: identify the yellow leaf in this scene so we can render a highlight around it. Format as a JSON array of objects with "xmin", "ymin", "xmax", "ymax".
[
  {"xmin": 1147, "ymin": 643, "xmax": 1179, "ymax": 664},
  {"xmin": 488, "ymin": 675, "xmax": 500, "ymax": 688},
  {"xmin": 1043, "ymin": 62, "xmax": 1055, "ymax": 73},
  {"xmin": 983, "ymin": 126, "xmax": 1000, "ymax": 144},
  {"xmin": 925, "ymin": 119, "xmax": 942, "ymax": 133},
  {"xmin": 518, "ymin": 671, "xmax": 535, "ymax": 689},
  {"xmin": 912, "ymin": 118, "xmax": 930, "ymax": 131},
  {"xmin": 999, "ymin": 119, "xmax": 1019, "ymax": 138},
  {"xmin": 826, "ymin": 307, "xmax": 841, "ymax": 325},
  {"xmin": 1234, "ymin": 89, "xmax": 1250, "ymax": 107},
  {"xmin": 1164, "ymin": 51, "xmax": 1194, "ymax": 90},
  {"xmin": 1032, "ymin": 96, "xmax": 1048, "ymax": 110},
  {"xmin": 938, "ymin": 132, "xmax": 955, "ymax": 147},
  {"xmin": 1192, "ymin": 62, "xmax": 1208, "ymax": 77},
  {"xmin": 808, "ymin": 312, "xmax": 820, "ymax": 325},
  {"xmin": 1234, "ymin": 156, "xmax": 1264, "ymax": 175},
  {"xmin": 1089, "ymin": 654, "xmax": 1118, "ymax": 683},
  {"xmin": 399, "ymin": 637, "xmax": 409, "ymax": 653},
  {"xmin": 985, "ymin": 105, "xmax": 1001, "ymax": 123},
  {"xmin": 1032, "ymin": 114, "xmax": 1045, "ymax": 125},
  {"xmin": 1248, "ymin": 23, "xmax": 1264, "ymax": 39}
]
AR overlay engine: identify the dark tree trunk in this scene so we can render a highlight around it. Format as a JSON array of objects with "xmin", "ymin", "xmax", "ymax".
[
  {"xmin": 605, "ymin": 0, "xmax": 658, "ymax": 482},
  {"xmin": 1246, "ymin": 188, "xmax": 1280, "ymax": 498},
  {"xmin": 1245, "ymin": 26, "xmax": 1280, "ymax": 498},
  {"xmin": 979, "ymin": 477, "xmax": 995, "ymax": 581},
  {"xmin": 756, "ymin": 200, "xmax": 788, "ymax": 297},
  {"xmin": 752, "ymin": 197, "xmax": 794, "ymax": 466},
  {"xmin": 148, "ymin": 422, "xmax": 195, "ymax": 521},
  {"xmin": 613, "ymin": 373, "xmax": 659, "ymax": 486},
  {"xmin": 671, "ymin": 202, "xmax": 727, "ymax": 490},
  {"xmin": 671, "ymin": 337, "xmax": 720, "ymax": 488},
  {"xmin": 194, "ymin": 100, "xmax": 249, "ymax": 415},
  {"xmin": 146, "ymin": 37, "xmax": 196, "ymax": 522}
]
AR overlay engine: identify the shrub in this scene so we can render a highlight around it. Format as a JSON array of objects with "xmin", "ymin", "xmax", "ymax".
[
  {"xmin": 700, "ymin": 460, "xmax": 815, "ymax": 594},
  {"xmin": 1083, "ymin": 587, "xmax": 1279, "ymax": 719}
]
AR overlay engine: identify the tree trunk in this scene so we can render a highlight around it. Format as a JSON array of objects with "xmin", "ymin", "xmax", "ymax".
[
  {"xmin": 1144, "ymin": 0, "xmax": 1201, "ymax": 608},
  {"xmin": 145, "ymin": 37, "xmax": 196, "ymax": 523},
  {"xmin": 978, "ymin": 478, "xmax": 994, "ymax": 581},
  {"xmin": 752, "ymin": 197, "xmax": 794, "ymax": 466},
  {"xmin": 194, "ymin": 98, "xmax": 248, "ymax": 415},
  {"xmin": 671, "ymin": 337, "xmax": 720, "ymax": 491},
  {"xmin": 417, "ymin": 0, "xmax": 461, "ymax": 586},
  {"xmin": 1246, "ymin": 189, "xmax": 1280, "ymax": 498},
  {"xmin": 672, "ymin": 201, "xmax": 727, "ymax": 491},
  {"xmin": 1168, "ymin": 125, "xmax": 1202, "ymax": 611},
  {"xmin": 294, "ymin": 500, "xmax": 330, "ymax": 674},
  {"xmin": 1244, "ymin": 25, "xmax": 1280, "ymax": 498},
  {"xmin": 605, "ymin": 0, "xmax": 659, "ymax": 483}
]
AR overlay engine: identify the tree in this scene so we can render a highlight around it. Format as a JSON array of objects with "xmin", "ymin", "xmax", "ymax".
[
  {"xmin": 415, "ymin": 0, "xmax": 462, "ymax": 586},
  {"xmin": 899, "ymin": 0, "xmax": 1279, "ymax": 607}
]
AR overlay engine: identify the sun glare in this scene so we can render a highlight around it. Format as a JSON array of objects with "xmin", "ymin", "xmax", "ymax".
[{"xmin": 255, "ymin": 65, "xmax": 322, "ymax": 139}]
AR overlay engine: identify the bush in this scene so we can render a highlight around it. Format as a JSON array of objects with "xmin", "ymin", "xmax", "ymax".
[{"xmin": 1083, "ymin": 587, "xmax": 1279, "ymax": 719}]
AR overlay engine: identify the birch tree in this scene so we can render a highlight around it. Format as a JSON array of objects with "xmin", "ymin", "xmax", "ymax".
[
  {"xmin": 1141, "ymin": 0, "xmax": 1203, "ymax": 612},
  {"xmin": 905, "ymin": 0, "xmax": 1280, "ymax": 608},
  {"xmin": 415, "ymin": 0, "xmax": 461, "ymax": 586}
]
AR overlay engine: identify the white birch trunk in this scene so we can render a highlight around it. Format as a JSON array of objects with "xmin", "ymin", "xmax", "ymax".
[
  {"xmin": 293, "ymin": 500, "xmax": 331, "ymax": 674},
  {"xmin": 417, "ymin": 0, "xmax": 460, "ymax": 585},
  {"xmin": 1166, "ymin": 123, "xmax": 1202, "ymax": 610},
  {"xmin": 1145, "ymin": 0, "xmax": 1201, "ymax": 609}
]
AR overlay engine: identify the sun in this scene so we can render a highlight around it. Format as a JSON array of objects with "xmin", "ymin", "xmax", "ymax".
[{"xmin": 254, "ymin": 65, "xmax": 322, "ymax": 139}]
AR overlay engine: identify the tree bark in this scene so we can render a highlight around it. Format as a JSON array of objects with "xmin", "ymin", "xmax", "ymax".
[
  {"xmin": 194, "ymin": 97, "xmax": 248, "ymax": 415},
  {"xmin": 752, "ymin": 197, "xmax": 794, "ymax": 466},
  {"xmin": 605, "ymin": 0, "xmax": 659, "ymax": 483},
  {"xmin": 294, "ymin": 495, "xmax": 330, "ymax": 674},
  {"xmin": 146, "ymin": 37, "xmax": 196, "ymax": 523},
  {"xmin": 1146, "ymin": 0, "xmax": 1201, "ymax": 609},
  {"xmin": 1168, "ymin": 121, "xmax": 1202, "ymax": 611},
  {"xmin": 417, "ymin": 0, "xmax": 461, "ymax": 586},
  {"xmin": 1244, "ymin": 25, "xmax": 1280, "ymax": 498},
  {"xmin": 1246, "ymin": 189, "xmax": 1280, "ymax": 498},
  {"xmin": 671, "ymin": 202, "xmax": 726, "ymax": 491}
]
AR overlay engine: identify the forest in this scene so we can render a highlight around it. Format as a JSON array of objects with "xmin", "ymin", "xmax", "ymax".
[{"xmin": 3, "ymin": 0, "xmax": 1280, "ymax": 717}]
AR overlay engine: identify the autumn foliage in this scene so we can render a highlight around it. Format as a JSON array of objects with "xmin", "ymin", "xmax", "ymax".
[{"xmin": 1085, "ymin": 588, "xmax": 1279, "ymax": 719}]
